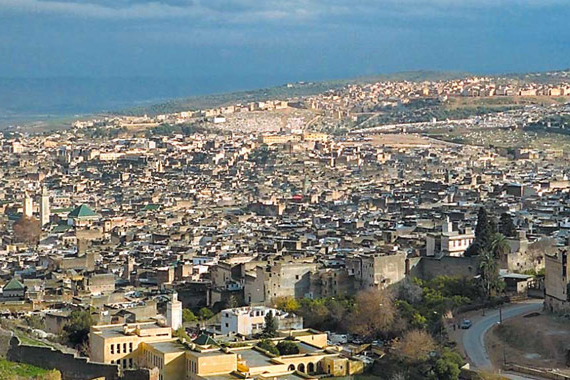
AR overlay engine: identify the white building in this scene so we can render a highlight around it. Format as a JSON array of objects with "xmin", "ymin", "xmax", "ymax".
[
  {"xmin": 166, "ymin": 292, "xmax": 182, "ymax": 330},
  {"xmin": 220, "ymin": 306, "xmax": 303, "ymax": 336},
  {"xmin": 426, "ymin": 217, "xmax": 475, "ymax": 257},
  {"xmin": 213, "ymin": 115, "xmax": 227, "ymax": 124}
]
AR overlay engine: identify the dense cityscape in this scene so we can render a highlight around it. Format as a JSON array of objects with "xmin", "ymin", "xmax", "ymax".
[{"xmin": 0, "ymin": 71, "xmax": 569, "ymax": 380}]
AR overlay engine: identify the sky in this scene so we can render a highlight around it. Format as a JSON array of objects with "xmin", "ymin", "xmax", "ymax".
[{"xmin": 1, "ymin": 0, "xmax": 570, "ymax": 85}]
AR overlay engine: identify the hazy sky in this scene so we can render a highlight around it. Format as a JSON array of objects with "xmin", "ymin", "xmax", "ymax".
[{"xmin": 1, "ymin": 0, "xmax": 570, "ymax": 83}]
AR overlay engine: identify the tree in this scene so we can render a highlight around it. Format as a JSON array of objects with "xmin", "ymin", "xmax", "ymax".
[
  {"xmin": 475, "ymin": 208, "xmax": 495, "ymax": 247},
  {"xmin": 198, "ymin": 307, "xmax": 214, "ymax": 321},
  {"xmin": 297, "ymin": 298, "xmax": 329, "ymax": 328},
  {"xmin": 489, "ymin": 216, "xmax": 498, "ymax": 237},
  {"xmin": 62, "ymin": 310, "xmax": 93, "ymax": 348},
  {"xmin": 471, "ymin": 208, "xmax": 497, "ymax": 255},
  {"xmin": 395, "ymin": 278, "xmax": 423, "ymax": 305},
  {"xmin": 273, "ymin": 296, "xmax": 300, "ymax": 312},
  {"xmin": 393, "ymin": 329, "xmax": 435, "ymax": 362},
  {"xmin": 499, "ymin": 213, "xmax": 517, "ymax": 237},
  {"xmin": 390, "ymin": 372, "xmax": 409, "ymax": 380},
  {"xmin": 276, "ymin": 340, "xmax": 300, "ymax": 355},
  {"xmin": 431, "ymin": 357, "xmax": 460, "ymax": 380},
  {"xmin": 349, "ymin": 289, "xmax": 395, "ymax": 339},
  {"xmin": 475, "ymin": 207, "xmax": 490, "ymax": 242},
  {"xmin": 13, "ymin": 216, "xmax": 41, "ymax": 245},
  {"xmin": 479, "ymin": 249, "xmax": 503, "ymax": 299},
  {"xmin": 490, "ymin": 233, "xmax": 510, "ymax": 259},
  {"xmin": 182, "ymin": 309, "xmax": 197, "ymax": 323},
  {"xmin": 173, "ymin": 326, "xmax": 190, "ymax": 341},
  {"xmin": 256, "ymin": 339, "xmax": 279, "ymax": 356},
  {"xmin": 429, "ymin": 350, "xmax": 463, "ymax": 380},
  {"xmin": 262, "ymin": 311, "xmax": 278, "ymax": 338},
  {"xmin": 464, "ymin": 240, "xmax": 481, "ymax": 257}
]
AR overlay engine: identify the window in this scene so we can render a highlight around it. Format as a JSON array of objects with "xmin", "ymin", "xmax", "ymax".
[
  {"xmin": 129, "ymin": 358, "xmax": 133, "ymax": 368},
  {"xmin": 225, "ymin": 323, "xmax": 229, "ymax": 328},
  {"xmin": 123, "ymin": 343, "xmax": 127, "ymax": 353},
  {"xmin": 295, "ymin": 275, "xmax": 299, "ymax": 280},
  {"xmin": 110, "ymin": 345, "xmax": 114, "ymax": 354},
  {"xmin": 117, "ymin": 344, "xmax": 121, "ymax": 354}
]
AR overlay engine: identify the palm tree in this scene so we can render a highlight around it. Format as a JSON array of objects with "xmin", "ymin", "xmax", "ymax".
[
  {"xmin": 490, "ymin": 233, "xmax": 510, "ymax": 259},
  {"xmin": 479, "ymin": 249, "xmax": 502, "ymax": 299}
]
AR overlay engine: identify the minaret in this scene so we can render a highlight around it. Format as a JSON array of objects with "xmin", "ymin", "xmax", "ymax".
[
  {"xmin": 23, "ymin": 193, "xmax": 33, "ymax": 218},
  {"xmin": 167, "ymin": 292, "xmax": 182, "ymax": 330},
  {"xmin": 123, "ymin": 256, "xmax": 134, "ymax": 282},
  {"xmin": 40, "ymin": 186, "xmax": 50, "ymax": 227},
  {"xmin": 442, "ymin": 216, "xmax": 453, "ymax": 234}
]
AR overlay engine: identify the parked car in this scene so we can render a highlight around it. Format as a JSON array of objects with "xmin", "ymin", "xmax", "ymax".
[{"xmin": 460, "ymin": 319, "xmax": 472, "ymax": 329}]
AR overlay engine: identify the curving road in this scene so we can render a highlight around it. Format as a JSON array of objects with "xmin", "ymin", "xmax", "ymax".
[{"xmin": 462, "ymin": 300, "xmax": 543, "ymax": 379}]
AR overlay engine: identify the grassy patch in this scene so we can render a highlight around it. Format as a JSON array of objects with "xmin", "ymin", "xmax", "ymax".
[
  {"xmin": 13, "ymin": 329, "xmax": 51, "ymax": 348},
  {"xmin": 0, "ymin": 358, "xmax": 52, "ymax": 379}
]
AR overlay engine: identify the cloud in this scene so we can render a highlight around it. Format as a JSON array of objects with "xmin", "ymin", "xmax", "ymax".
[
  {"xmin": 0, "ymin": 0, "xmax": 566, "ymax": 22},
  {"xmin": 0, "ymin": 0, "xmax": 320, "ymax": 21}
]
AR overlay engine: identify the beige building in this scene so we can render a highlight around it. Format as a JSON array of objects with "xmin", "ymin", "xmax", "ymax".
[
  {"xmin": 346, "ymin": 253, "xmax": 406, "ymax": 290},
  {"xmin": 86, "ymin": 273, "xmax": 115, "ymax": 295},
  {"xmin": 89, "ymin": 322, "xmax": 172, "ymax": 369},
  {"xmin": 260, "ymin": 134, "xmax": 302, "ymax": 145},
  {"xmin": 302, "ymin": 132, "xmax": 329, "ymax": 143},
  {"xmin": 245, "ymin": 261, "xmax": 318, "ymax": 304},
  {"xmin": 90, "ymin": 321, "xmax": 361, "ymax": 380},
  {"xmin": 545, "ymin": 249, "xmax": 570, "ymax": 313}
]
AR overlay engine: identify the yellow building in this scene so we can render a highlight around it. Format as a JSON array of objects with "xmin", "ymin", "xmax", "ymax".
[
  {"xmin": 302, "ymin": 132, "xmax": 329, "ymax": 143},
  {"xmin": 185, "ymin": 347, "xmax": 238, "ymax": 380},
  {"xmin": 90, "ymin": 323, "xmax": 361, "ymax": 380},
  {"xmin": 89, "ymin": 322, "xmax": 172, "ymax": 369},
  {"xmin": 140, "ymin": 340, "xmax": 240, "ymax": 380},
  {"xmin": 260, "ymin": 134, "xmax": 302, "ymax": 145}
]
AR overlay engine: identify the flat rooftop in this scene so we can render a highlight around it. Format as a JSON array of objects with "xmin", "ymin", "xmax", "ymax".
[
  {"xmin": 148, "ymin": 340, "xmax": 186, "ymax": 354},
  {"xmin": 190, "ymin": 349, "xmax": 232, "ymax": 358},
  {"xmin": 201, "ymin": 374, "xmax": 243, "ymax": 380},
  {"xmin": 233, "ymin": 347, "xmax": 274, "ymax": 367},
  {"xmin": 297, "ymin": 341, "xmax": 321, "ymax": 354},
  {"xmin": 94, "ymin": 322, "xmax": 169, "ymax": 338}
]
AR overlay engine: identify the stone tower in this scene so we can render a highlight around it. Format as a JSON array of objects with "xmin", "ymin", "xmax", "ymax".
[{"xmin": 40, "ymin": 186, "xmax": 50, "ymax": 227}]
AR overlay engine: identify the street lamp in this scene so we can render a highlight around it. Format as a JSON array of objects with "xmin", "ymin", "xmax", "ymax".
[{"xmin": 499, "ymin": 304, "xmax": 503, "ymax": 324}]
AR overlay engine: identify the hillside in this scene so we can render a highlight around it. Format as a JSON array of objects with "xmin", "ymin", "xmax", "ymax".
[{"xmin": 120, "ymin": 70, "xmax": 470, "ymax": 117}]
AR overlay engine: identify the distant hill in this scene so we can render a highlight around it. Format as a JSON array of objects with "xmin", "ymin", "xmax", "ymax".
[
  {"xmin": 4, "ymin": 69, "xmax": 569, "ymax": 127},
  {"xmin": 120, "ymin": 70, "xmax": 471, "ymax": 117}
]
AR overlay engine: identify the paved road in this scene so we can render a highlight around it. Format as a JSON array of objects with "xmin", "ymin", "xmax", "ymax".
[{"xmin": 462, "ymin": 300, "xmax": 543, "ymax": 379}]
